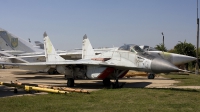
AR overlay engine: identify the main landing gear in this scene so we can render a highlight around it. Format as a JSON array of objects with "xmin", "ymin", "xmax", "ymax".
[
  {"xmin": 67, "ymin": 78, "xmax": 74, "ymax": 87},
  {"xmin": 103, "ymin": 78, "xmax": 111, "ymax": 86},
  {"xmin": 103, "ymin": 78, "xmax": 125, "ymax": 89},
  {"xmin": 112, "ymin": 78, "xmax": 120, "ymax": 88},
  {"xmin": 1, "ymin": 65, "xmax": 5, "ymax": 69},
  {"xmin": 102, "ymin": 70, "xmax": 126, "ymax": 89},
  {"xmin": 47, "ymin": 69, "xmax": 58, "ymax": 75}
]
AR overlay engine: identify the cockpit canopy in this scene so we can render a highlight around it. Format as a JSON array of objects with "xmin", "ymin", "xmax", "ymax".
[{"xmin": 118, "ymin": 44, "xmax": 144, "ymax": 53}]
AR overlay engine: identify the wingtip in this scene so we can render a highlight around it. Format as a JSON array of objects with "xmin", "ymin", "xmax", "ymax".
[{"xmin": 43, "ymin": 32, "xmax": 47, "ymax": 37}]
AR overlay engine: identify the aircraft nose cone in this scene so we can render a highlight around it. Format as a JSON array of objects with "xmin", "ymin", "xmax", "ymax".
[
  {"xmin": 172, "ymin": 54, "xmax": 197, "ymax": 65},
  {"xmin": 151, "ymin": 58, "xmax": 179, "ymax": 73}
]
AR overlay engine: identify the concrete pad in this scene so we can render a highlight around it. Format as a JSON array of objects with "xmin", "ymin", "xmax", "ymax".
[{"xmin": 0, "ymin": 68, "xmax": 198, "ymax": 98}]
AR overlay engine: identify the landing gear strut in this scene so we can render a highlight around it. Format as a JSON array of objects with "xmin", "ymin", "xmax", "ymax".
[
  {"xmin": 109, "ymin": 70, "xmax": 126, "ymax": 89},
  {"xmin": 1, "ymin": 65, "xmax": 5, "ymax": 69},
  {"xmin": 67, "ymin": 78, "xmax": 74, "ymax": 87},
  {"xmin": 103, "ymin": 78, "xmax": 122, "ymax": 88},
  {"xmin": 148, "ymin": 73, "xmax": 155, "ymax": 79},
  {"xmin": 111, "ymin": 78, "xmax": 119, "ymax": 88}
]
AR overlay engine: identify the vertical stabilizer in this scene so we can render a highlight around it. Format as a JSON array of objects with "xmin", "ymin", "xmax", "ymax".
[
  {"xmin": 82, "ymin": 34, "xmax": 95, "ymax": 59},
  {"xmin": 43, "ymin": 32, "xmax": 65, "ymax": 62},
  {"xmin": 0, "ymin": 28, "xmax": 43, "ymax": 52}
]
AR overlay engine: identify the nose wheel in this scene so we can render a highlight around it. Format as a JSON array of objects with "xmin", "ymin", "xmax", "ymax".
[{"xmin": 148, "ymin": 73, "xmax": 155, "ymax": 79}]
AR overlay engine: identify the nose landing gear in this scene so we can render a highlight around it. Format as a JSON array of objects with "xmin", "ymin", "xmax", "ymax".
[{"xmin": 148, "ymin": 73, "xmax": 155, "ymax": 79}]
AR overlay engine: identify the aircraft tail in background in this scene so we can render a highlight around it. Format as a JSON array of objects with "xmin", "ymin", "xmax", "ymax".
[
  {"xmin": 82, "ymin": 34, "xmax": 95, "ymax": 59},
  {"xmin": 0, "ymin": 28, "xmax": 43, "ymax": 53},
  {"xmin": 43, "ymin": 32, "xmax": 65, "ymax": 62}
]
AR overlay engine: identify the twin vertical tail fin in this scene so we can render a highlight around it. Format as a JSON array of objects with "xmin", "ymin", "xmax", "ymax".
[
  {"xmin": 43, "ymin": 32, "xmax": 95, "ymax": 61},
  {"xmin": 82, "ymin": 34, "xmax": 95, "ymax": 59},
  {"xmin": 43, "ymin": 32, "xmax": 65, "ymax": 62}
]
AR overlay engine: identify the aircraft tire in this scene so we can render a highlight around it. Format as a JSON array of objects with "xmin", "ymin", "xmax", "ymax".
[
  {"xmin": 1, "ymin": 65, "xmax": 5, "ymax": 69},
  {"xmin": 14, "ymin": 88, "xmax": 18, "ymax": 93},
  {"xmin": 110, "ymin": 82, "xmax": 120, "ymax": 89},
  {"xmin": 103, "ymin": 78, "xmax": 111, "ymax": 86},
  {"xmin": 67, "ymin": 78, "xmax": 74, "ymax": 87},
  {"xmin": 53, "ymin": 69, "xmax": 57, "ymax": 74},
  {"xmin": 148, "ymin": 74, "xmax": 155, "ymax": 79},
  {"xmin": 110, "ymin": 83, "xmax": 115, "ymax": 89},
  {"xmin": 48, "ymin": 71, "xmax": 54, "ymax": 75}
]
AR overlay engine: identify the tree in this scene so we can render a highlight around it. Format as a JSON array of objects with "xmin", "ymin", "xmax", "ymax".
[
  {"xmin": 168, "ymin": 49, "xmax": 176, "ymax": 53},
  {"xmin": 155, "ymin": 43, "xmax": 167, "ymax": 52},
  {"xmin": 174, "ymin": 40, "xmax": 195, "ymax": 57}
]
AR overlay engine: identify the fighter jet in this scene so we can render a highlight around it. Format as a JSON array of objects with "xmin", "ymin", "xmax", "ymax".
[{"xmin": 0, "ymin": 32, "xmax": 183, "ymax": 88}]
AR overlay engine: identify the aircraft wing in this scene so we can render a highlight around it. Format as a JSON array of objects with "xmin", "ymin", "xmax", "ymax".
[
  {"xmin": 0, "ymin": 51, "xmax": 29, "ymax": 63},
  {"xmin": 0, "ymin": 59, "xmax": 143, "ymax": 71},
  {"xmin": 5, "ymin": 55, "xmax": 45, "ymax": 58},
  {"xmin": 4, "ymin": 52, "xmax": 81, "ymax": 60}
]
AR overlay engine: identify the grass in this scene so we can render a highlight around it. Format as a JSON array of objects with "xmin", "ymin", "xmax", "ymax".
[
  {"xmin": 0, "ymin": 88, "xmax": 200, "ymax": 112},
  {"xmin": 1, "ymin": 73, "xmax": 200, "ymax": 112},
  {"xmin": 162, "ymin": 73, "xmax": 200, "ymax": 86}
]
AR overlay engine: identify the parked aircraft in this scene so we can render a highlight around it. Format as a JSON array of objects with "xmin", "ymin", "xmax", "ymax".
[
  {"xmin": 139, "ymin": 45, "xmax": 196, "ymax": 66},
  {"xmin": 0, "ymin": 32, "xmax": 183, "ymax": 88}
]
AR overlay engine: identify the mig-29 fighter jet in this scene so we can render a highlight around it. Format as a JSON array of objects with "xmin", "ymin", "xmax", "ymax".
[{"xmin": 0, "ymin": 32, "xmax": 184, "ymax": 88}]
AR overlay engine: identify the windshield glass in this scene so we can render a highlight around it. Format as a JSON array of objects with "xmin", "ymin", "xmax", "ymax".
[
  {"xmin": 132, "ymin": 45, "xmax": 144, "ymax": 53},
  {"xmin": 118, "ymin": 44, "xmax": 144, "ymax": 53},
  {"xmin": 118, "ymin": 44, "xmax": 130, "ymax": 51}
]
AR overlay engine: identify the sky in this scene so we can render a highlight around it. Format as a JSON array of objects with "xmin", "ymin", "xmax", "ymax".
[{"xmin": 0, "ymin": 0, "xmax": 198, "ymax": 50}]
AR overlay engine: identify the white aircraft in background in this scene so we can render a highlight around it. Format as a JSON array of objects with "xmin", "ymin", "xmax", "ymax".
[
  {"xmin": 139, "ymin": 45, "xmax": 196, "ymax": 66},
  {"xmin": 0, "ymin": 32, "xmax": 184, "ymax": 88}
]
